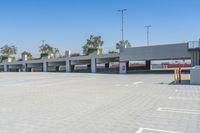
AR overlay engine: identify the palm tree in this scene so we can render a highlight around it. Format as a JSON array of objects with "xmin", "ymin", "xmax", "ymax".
[
  {"xmin": 39, "ymin": 44, "xmax": 60, "ymax": 58},
  {"xmin": 0, "ymin": 45, "xmax": 17, "ymax": 57},
  {"xmin": 21, "ymin": 51, "xmax": 32, "ymax": 60},
  {"xmin": 0, "ymin": 45, "xmax": 17, "ymax": 62},
  {"xmin": 82, "ymin": 35, "xmax": 104, "ymax": 55},
  {"xmin": 116, "ymin": 40, "xmax": 132, "ymax": 49},
  {"xmin": 52, "ymin": 48, "xmax": 61, "ymax": 58},
  {"xmin": 39, "ymin": 44, "xmax": 54, "ymax": 54}
]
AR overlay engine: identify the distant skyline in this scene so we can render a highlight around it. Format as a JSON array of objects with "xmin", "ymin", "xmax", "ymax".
[{"xmin": 0, "ymin": 0, "xmax": 200, "ymax": 56}]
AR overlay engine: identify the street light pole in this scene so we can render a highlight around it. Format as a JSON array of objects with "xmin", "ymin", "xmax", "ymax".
[
  {"xmin": 145, "ymin": 25, "xmax": 152, "ymax": 46},
  {"xmin": 118, "ymin": 9, "xmax": 127, "ymax": 42}
]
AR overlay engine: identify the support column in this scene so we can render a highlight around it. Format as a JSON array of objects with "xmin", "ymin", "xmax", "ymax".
[
  {"xmin": 91, "ymin": 58, "xmax": 96, "ymax": 73},
  {"xmin": 66, "ymin": 59, "xmax": 71, "ymax": 72},
  {"xmin": 43, "ymin": 62, "xmax": 48, "ymax": 72},
  {"xmin": 42, "ymin": 56, "xmax": 48, "ymax": 72},
  {"xmin": 119, "ymin": 61, "xmax": 127, "ymax": 74},
  {"xmin": 22, "ymin": 54, "xmax": 28, "ymax": 72},
  {"xmin": 4, "ymin": 64, "xmax": 8, "ymax": 72},
  {"xmin": 22, "ymin": 63, "xmax": 27, "ymax": 72}
]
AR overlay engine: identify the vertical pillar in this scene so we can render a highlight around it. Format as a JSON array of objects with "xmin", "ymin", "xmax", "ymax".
[
  {"xmin": 4, "ymin": 64, "xmax": 8, "ymax": 72},
  {"xmin": 43, "ymin": 62, "xmax": 48, "ymax": 72},
  {"xmin": 91, "ymin": 57, "xmax": 96, "ymax": 73},
  {"xmin": 42, "ymin": 56, "xmax": 48, "ymax": 72},
  {"xmin": 22, "ymin": 63, "xmax": 27, "ymax": 72},
  {"xmin": 66, "ymin": 59, "xmax": 71, "ymax": 72},
  {"xmin": 22, "ymin": 54, "xmax": 27, "ymax": 72},
  {"xmin": 120, "ymin": 61, "xmax": 127, "ymax": 74}
]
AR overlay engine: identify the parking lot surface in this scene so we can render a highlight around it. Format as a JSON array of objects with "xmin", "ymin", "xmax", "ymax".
[{"xmin": 0, "ymin": 73, "xmax": 199, "ymax": 133}]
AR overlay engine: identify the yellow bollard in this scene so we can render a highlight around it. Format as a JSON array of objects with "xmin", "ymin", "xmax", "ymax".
[{"xmin": 174, "ymin": 68, "xmax": 179, "ymax": 84}]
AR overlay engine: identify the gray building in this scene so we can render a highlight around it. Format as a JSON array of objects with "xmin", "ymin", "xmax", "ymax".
[{"xmin": 0, "ymin": 41, "xmax": 200, "ymax": 74}]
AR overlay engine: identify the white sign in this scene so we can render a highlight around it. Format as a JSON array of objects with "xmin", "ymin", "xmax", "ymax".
[{"xmin": 120, "ymin": 62, "xmax": 127, "ymax": 74}]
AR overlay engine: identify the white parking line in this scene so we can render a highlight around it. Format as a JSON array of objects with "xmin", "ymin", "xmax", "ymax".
[
  {"xmin": 175, "ymin": 90, "xmax": 187, "ymax": 92},
  {"xmin": 114, "ymin": 84, "xmax": 129, "ymax": 87},
  {"xmin": 135, "ymin": 127, "xmax": 183, "ymax": 133},
  {"xmin": 133, "ymin": 81, "xmax": 144, "ymax": 85},
  {"xmin": 168, "ymin": 97, "xmax": 200, "ymax": 101},
  {"xmin": 124, "ymin": 84, "xmax": 129, "ymax": 87},
  {"xmin": 114, "ymin": 82, "xmax": 144, "ymax": 87},
  {"xmin": 114, "ymin": 84, "xmax": 121, "ymax": 87},
  {"xmin": 157, "ymin": 108, "xmax": 200, "ymax": 115},
  {"xmin": 175, "ymin": 90, "xmax": 195, "ymax": 93}
]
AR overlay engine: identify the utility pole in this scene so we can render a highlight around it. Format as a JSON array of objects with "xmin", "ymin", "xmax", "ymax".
[
  {"xmin": 118, "ymin": 9, "xmax": 127, "ymax": 42},
  {"xmin": 145, "ymin": 25, "xmax": 152, "ymax": 46}
]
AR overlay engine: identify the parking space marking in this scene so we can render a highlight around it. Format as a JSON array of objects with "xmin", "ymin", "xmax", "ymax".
[
  {"xmin": 114, "ymin": 82, "xmax": 144, "ymax": 87},
  {"xmin": 133, "ymin": 81, "xmax": 144, "ymax": 85},
  {"xmin": 135, "ymin": 127, "xmax": 183, "ymax": 133},
  {"xmin": 175, "ymin": 90, "xmax": 195, "ymax": 93},
  {"xmin": 157, "ymin": 108, "xmax": 200, "ymax": 115},
  {"xmin": 114, "ymin": 84, "xmax": 121, "ymax": 87},
  {"xmin": 114, "ymin": 84, "xmax": 129, "ymax": 87},
  {"xmin": 125, "ymin": 84, "xmax": 129, "ymax": 87},
  {"xmin": 168, "ymin": 97, "xmax": 200, "ymax": 101}
]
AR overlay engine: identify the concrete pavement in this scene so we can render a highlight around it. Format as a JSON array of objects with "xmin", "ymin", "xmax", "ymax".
[{"xmin": 0, "ymin": 73, "xmax": 199, "ymax": 133}]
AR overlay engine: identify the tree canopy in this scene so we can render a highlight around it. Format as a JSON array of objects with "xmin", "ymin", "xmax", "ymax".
[
  {"xmin": 116, "ymin": 40, "xmax": 132, "ymax": 49},
  {"xmin": 21, "ymin": 51, "xmax": 32, "ymax": 60},
  {"xmin": 39, "ymin": 44, "xmax": 60, "ymax": 57},
  {"xmin": 82, "ymin": 35, "xmax": 104, "ymax": 55},
  {"xmin": 0, "ymin": 45, "xmax": 17, "ymax": 57}
]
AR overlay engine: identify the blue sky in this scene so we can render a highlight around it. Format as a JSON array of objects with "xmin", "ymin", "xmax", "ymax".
[{"xmin": 0, "ymin": 0, "xmax": 200, "ymax": 56}]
